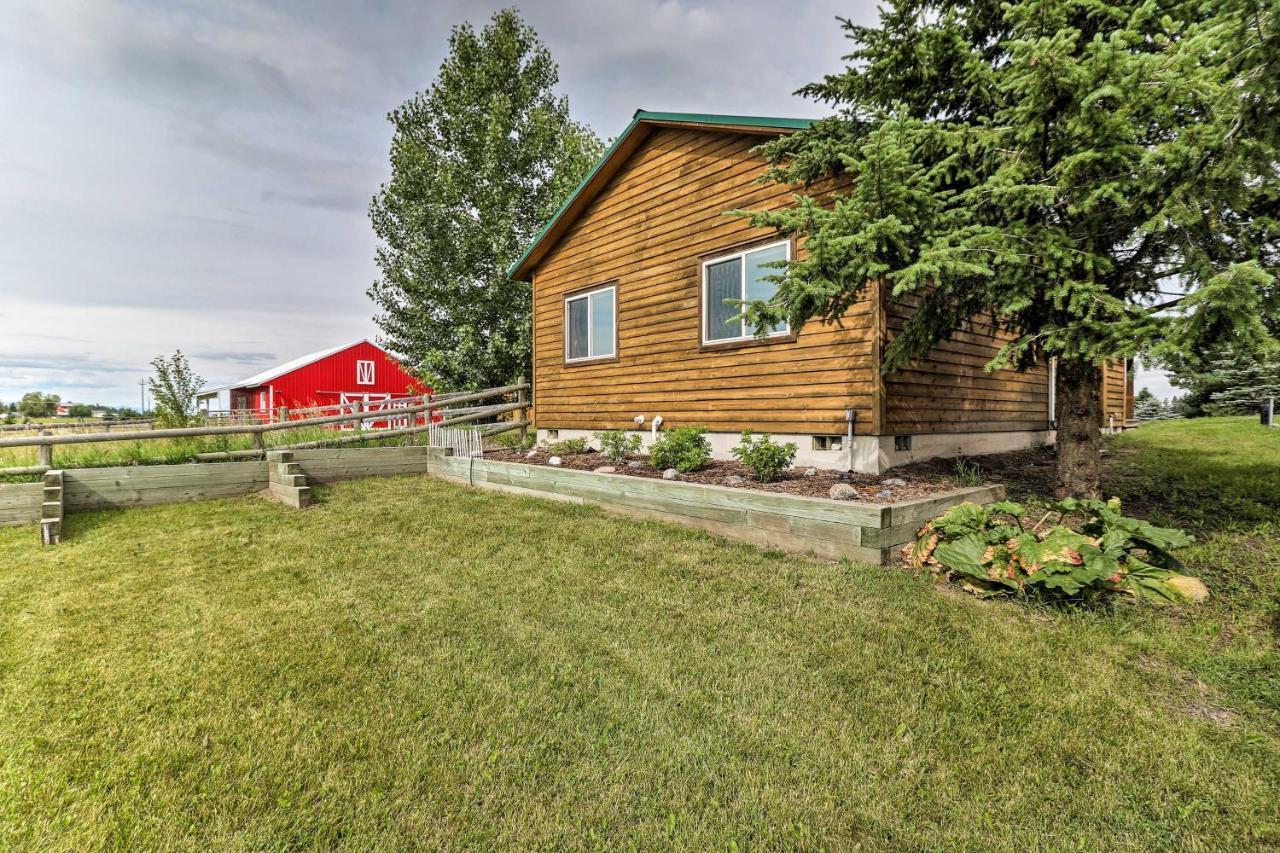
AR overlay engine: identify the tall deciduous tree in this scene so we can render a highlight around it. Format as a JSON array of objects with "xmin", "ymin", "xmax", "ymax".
[
  {"xmin": 148, "ymin": 351, "xmax": 204, "ymax": 428},
  {"xmin": 741, "ymin": 0, "xmax": 1279, "ymax": 497},
  {"xmin": 18, "ymin": 392, "xmax": 59, "ymax": 418},
  {"xmin": 369, "ymin": 8, "xmax": 602, "ymax": 391}
]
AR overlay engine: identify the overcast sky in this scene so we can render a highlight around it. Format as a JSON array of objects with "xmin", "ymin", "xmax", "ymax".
[{"xmin": 0, "ymin": 0, "xmax": 1173, "ymax": 407}]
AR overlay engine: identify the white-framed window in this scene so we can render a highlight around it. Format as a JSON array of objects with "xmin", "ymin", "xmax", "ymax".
[
  {"xmin": 564, "ymin": 283, "xmax": 616, "ymax": 363},
  {"xmin": 356, "ymin": 359, "xmax": 375, "ymax": 385},
  {"xmin": 702, "ymin": 239, "xmax": 791, "ymax": 344}
]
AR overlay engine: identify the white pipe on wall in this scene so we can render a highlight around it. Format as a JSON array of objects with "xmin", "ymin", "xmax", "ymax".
[{"xmin": 1047, "ymin": 358, "xmax": 1057, "ymax": 427}]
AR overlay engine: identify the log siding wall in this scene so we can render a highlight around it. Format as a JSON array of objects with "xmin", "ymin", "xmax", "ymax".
[
  {"xmin": 883, "ymin": 295, "xmax": 1051, "ymax": 435},
  {"xmin": 526, "ymin": 122, "xmax": 1092, "ymax": 443},
  {"xmin": 531, "ymin": 127, "xmax": 876, "ymax": 436},
  {"xmin": 1101, "ymin": 359, "xmax": 1131, "ymax": 426}
]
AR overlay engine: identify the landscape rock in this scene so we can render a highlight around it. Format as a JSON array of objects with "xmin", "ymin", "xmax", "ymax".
[
  {"xmin": 593, "ymin": 465, "xmax": 617, "ymax": 474},
  {"xmin": 725, "ymin": 475, "xmax": 746, "ymax": 485},
  {"xmin": 875, "ymin": 489, "xmax": 895, "ymax": 500},
  {"xmin": 829, "ymin": 483, "xmax": 858, "ymax": 501},
  {"xmin": 626, "ymin": 460, "xmax": 645, "ymax": 469},
  {"xmin": 662, "ymin": 468, "xmax": 678, "ymax": 480},
  {"xmin": 803, "ymin": 467, "xmax": 817, "ymax": 477},
  {"xmin": 1167, "ymin": 574, "xmax": 1210, "ymax": 603},
  {"xmin": 525, "ymin": 448, "xmax": 539, "ymax": 459},
  {"xmin": 882, "ymin": 477, "xmax": 907, "ymax": 487},
  {"xmin": 548, "ymin": 456, "xmax": 562, "ymax": 467}
]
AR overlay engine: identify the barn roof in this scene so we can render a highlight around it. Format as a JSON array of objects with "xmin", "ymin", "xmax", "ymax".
[
  {"xmin": 507, "ymin": 110, "xmax": 813, "ymax": 282},
  {"xmin": 227, "ymin": 339, "xmax": 375, "ymax": 389}
]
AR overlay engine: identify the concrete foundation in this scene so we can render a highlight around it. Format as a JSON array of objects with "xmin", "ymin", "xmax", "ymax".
[{"xmin": 536, "ymin": 428, "xmax": 1056, "ymax": 474}]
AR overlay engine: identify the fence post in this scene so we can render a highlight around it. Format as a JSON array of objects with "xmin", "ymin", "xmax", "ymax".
[
  {"xmin": 517, "ymin": 376, "xmax": 529, "ymax": 450},
  {"xmin": 252, "ymin": 430, "xmax": 264, "ymax": 455},
  {"xmin": 279, "ymin": 406, "xmax": 289, "ymax": 424},
  {"xmin": 37, "ymin": 431, "xmax": 52, "ymax": 469}
]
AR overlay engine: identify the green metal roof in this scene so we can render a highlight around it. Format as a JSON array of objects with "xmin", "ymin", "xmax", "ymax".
[{"xmin": 507, "ymin": 110, "xmax": 814, "ymax": 281}]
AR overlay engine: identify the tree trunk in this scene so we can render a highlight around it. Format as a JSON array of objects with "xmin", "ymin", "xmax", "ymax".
[{"xmin": 1054, "ymin": 358, "xmax": 1103, "ymax": 499}]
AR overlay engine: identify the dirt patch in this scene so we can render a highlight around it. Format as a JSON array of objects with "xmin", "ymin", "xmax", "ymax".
[
  {"xmin": 1134, "ymin": 654, "xmax": 1240, "ymax": 728},
  {"xmin": 899, "ymin": 445, "xmax": 1058, "ymax": 501},
  {"xmin": 482, "ymin": 447, "xmax": 977, "ymax": 503}
]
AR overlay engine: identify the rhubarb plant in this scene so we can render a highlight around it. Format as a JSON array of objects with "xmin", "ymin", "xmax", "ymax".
[{"xmin": 904, "ymin": 498, "xmax": 1205, "ymax": 604}]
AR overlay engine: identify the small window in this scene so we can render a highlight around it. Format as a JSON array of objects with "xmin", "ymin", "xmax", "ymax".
[
  {"xmin": 356, "ymin": 360, "xmax": 375, "ymax": 385},
  {"xmin": 812, "ymin": 435, "xmax": 843, "ymax": 452},
  {"xmin": 565, "ymin": 284, "xmax": 616, "ymax": 363},
  {"xmin": 894, "ymin": 435, "xmax": 912, "ymax": 452},
  {"xmin": 702, "ymin": 240, "xmax": 790, "ymax": 344}
]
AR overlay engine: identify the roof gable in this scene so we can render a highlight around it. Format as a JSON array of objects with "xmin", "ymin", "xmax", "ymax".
[
  {"xmin": 508, "ymin": 110, "xmax": 812, "ymax": 282},
  {"xmin": 229, "ymin": 339, "xmax": 377, "ymax": 389}
]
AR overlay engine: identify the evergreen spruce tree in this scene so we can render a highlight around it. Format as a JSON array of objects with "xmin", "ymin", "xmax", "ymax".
[
  {"xmin": 1167, "ymin": 348, "xmax": 1280, "ymax": 414},
  {"xmin": 369, "ymin": 9, "xmax": 602, "ymax": 391},
  {"xmin": 1204, "ymin": 354, "xmax": 1280, "ymax": 414},
  {"xmin": 741, "ymin": 0, "xmax": 1279, "ymax": 496},
  {"xmin": 1133, "ymin": 388, "xmax": 1162, "ymax": 420}
]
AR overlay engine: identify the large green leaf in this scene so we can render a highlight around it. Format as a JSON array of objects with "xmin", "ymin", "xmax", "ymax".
[{"xmin": 932, "ymin": 503, "xmax": 991, "ymax": 537}]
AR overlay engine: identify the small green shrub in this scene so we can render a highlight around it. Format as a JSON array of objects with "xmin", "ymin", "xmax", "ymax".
[
  {"xmin": 494, "ymin": 429, "xmax": 536, "ymax": 451},
  {"xmin": 595, "ymin": 429, "xmax": 642, "ymax": 462},
  {"xmin": 549, "ymin": 437, "xmax": 589, "ymax": 455},
  {"xmin": 730, "ymin": 431, "xmax": 797, "ymax": 482},
  {"xmin": 953, "ymin": 456, "xmax": 983, "ymax": 487},
  {"xmin": 905, "ymin": 497, "xmax": 1205, "ymax": 604},
  {"xmin": 649, "ymin": 426, "xmax": 711, "ymax": 473}
]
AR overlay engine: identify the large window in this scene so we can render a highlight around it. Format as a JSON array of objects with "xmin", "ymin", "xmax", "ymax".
[
  {"xmin": 565, "ymin": 283, "xmax": 616, "ymax": 363},
  {"xmin": 702, "ymin": 240, "xmax": 791, "ymax": 345}
]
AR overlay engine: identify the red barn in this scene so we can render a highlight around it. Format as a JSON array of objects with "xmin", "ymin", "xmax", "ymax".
[{"xmin": 196, "ymin": 339, "xmax": 429, "ymax": 423}]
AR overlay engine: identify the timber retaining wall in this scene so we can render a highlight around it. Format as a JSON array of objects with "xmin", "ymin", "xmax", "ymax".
[
  {"xmin": 0, "ymin": 447, "xmax": 1003, "ymax": 564},
  {"xmin": 430, "ymin": 455, "xmax": 1003, "ymax": 564}
]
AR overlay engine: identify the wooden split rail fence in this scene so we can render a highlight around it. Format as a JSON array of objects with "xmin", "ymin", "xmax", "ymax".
[
  {"xmin": 0, "ymin": 380, "xmax": 531, "ymax": 478},
  {"xmin": 0, "ymin": 418, "xmax": 156, "ymax": 433}
]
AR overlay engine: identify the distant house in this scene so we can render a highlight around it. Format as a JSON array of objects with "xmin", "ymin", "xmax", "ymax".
[
  {"xmin": 510, "ymin": 110, "xmax": 1133, "ymax": 472},
  {"xmin": 55, "ymin": 404, "xmax": 71, "ymax": 417},
  {"xmin": 196, "ymin": 340, "xmax": 428, "ymax": 421}
]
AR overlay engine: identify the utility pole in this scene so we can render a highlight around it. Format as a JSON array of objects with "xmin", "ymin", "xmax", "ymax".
[{"xmin": 139, "ymin": 378, "xmax": 147, "ymax": 414}]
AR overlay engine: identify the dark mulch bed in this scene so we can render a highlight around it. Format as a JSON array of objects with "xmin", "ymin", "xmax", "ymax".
[
  {"xmin": 896, "ymin": 445, "xmax": 1058, "ymax": 501},
  {"xmin": 483, "ymin": 446, "xmax": 980, "ymax": 503}
]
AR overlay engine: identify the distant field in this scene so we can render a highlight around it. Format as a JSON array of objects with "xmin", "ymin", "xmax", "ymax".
[{"xmin": 0, "ymin": 417, "xmax": 1275, "ymax": 848}]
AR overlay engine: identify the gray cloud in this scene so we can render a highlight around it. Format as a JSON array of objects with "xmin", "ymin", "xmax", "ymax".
[
  {"xmin": 188, "ymin": 350, "xmax": 279, "ymax": 364},
  {"xmin": 0, "ymin": 353, "xmax": 138, "ymax": 373},
  {"xmin": 260, "ymin": 188, "xmax": 370, "ymax": 213}
]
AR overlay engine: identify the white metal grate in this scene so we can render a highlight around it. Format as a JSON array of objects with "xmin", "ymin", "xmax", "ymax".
[{"xmin": 428, "ymin": 424, "xmax": 484, "ymax": 458}]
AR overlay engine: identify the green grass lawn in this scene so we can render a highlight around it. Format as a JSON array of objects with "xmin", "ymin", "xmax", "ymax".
[{"xmin": 0, "ymin": 419, "xmax": 1277, "ymax": 848}]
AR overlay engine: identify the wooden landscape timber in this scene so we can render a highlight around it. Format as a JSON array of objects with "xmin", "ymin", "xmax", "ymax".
[
  {"xmin": 0, "ymin": 438, "xmax": 1002, "ymax": 565},
  {"xmin": 40, "ymin": 469, "xmax": 63, "ymax": 546},
  {"xmin": 267, "ymin": 451, "xmax": 311, "ymax": 509},
  {"xmin": 0, "ymin": 446, "xmax": 454, "ymax": 534},
  {"xmin": 0, "ymin": 482, "xmax": 42, "ymax": 527},
  {"xmin": 429, "ymin": 454, "xmax": 1004, "ymax": 565}
]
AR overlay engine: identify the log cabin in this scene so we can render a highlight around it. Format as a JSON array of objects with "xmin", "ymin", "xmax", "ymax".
[{"xmin": 510, "ymin": 111, "xmax": 1132, "ymax": 472}]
